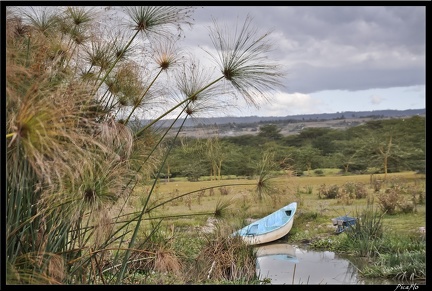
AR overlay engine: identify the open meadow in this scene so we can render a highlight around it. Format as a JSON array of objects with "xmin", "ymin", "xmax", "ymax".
[{"xmin": 137, "ymin": 170, "xmax": 426, "ymax": 240}]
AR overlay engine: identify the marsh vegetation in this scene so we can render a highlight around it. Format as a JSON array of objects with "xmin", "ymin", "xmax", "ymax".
[{"xmin": 149, "ymin": 171, "xmax": 426, "ymax": 284}]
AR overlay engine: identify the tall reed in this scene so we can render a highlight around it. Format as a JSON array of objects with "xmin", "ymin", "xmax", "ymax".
[{"xmin": 6, "ymin": 6, "xmax": 284, "ymax": 284}]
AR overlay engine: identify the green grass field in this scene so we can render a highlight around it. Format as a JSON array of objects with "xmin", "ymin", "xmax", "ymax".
[{"xmin": 133, "ymin": 171, "xmax": 426, "ymax": 239}]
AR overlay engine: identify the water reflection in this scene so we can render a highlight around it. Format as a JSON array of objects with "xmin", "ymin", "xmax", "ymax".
[{"xmin": 254, "ymin": 242, "xmax": 399, "ymax": 285}]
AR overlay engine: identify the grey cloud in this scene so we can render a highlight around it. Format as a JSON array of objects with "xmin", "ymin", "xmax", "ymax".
[
  {"xmin": 185, "ymin": 6, "xmax": 425, "ymax": 94},
  {"xmin": 285, "ymin": 63, "xmax": 425, "ymax": 93}
]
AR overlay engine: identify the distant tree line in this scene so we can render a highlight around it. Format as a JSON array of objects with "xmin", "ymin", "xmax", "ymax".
[{"xmin": 163, "ymin": 116, "xmax": 425, "ymax": 181}]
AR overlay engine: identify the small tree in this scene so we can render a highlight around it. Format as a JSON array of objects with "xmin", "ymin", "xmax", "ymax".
[
  {"xmin": 258, "ymin": 124, "xmax": 283, "ymax": 141},
  {"xmin": 295, "ymin": 145, "xmax": 322, "ymax": 175}
]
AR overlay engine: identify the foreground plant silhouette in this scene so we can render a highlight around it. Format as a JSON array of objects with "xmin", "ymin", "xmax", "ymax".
[{"xmin": 6, "ymin": 6, "xmax": 285, "ymax": 284}]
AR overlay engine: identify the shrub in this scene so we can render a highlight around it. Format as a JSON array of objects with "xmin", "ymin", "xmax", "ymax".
[
  {"xmin": 314, "ymin": 169, "xmax": 324, "ymax": 176},
  {"xmin": 336, "ymin": 190, "xmax": 354, "ymax": 205},
  {"xmin": 318, "ymin": 184, "xmax": 339, "ymax": 199},
  {"xmin": 341, "ymin": 182, "xmax": 368, "ymax": 199},
  {"xmin": 398, "ymin": 201, "xmax": 415, "ymax": 214},
  {"xmin": 377, "ymin": 188, "xmax": 401, "ymax": 215}
]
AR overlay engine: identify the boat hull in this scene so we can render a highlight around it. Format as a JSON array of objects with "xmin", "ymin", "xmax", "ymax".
[
  {"xmin": 240, "ymin": 218, "xmax": 294, "ymax": 245},
  {"xmin": 232, "ymin": 202, "xmax": 297, "ymax": 245}
]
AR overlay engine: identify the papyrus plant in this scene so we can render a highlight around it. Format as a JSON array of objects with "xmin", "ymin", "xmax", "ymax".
[{"xmin": 6, "ymin": 6, "xmax": 285, "ymax": 284}]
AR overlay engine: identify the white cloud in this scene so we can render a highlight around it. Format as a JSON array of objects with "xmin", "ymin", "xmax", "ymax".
[
  {"xmin": 233, "ymin": 91, "xmax": 323, "ymax": 117},
  {"xmin": 370, "ymin": 95, "xmax": 385, "ymax": 105}
]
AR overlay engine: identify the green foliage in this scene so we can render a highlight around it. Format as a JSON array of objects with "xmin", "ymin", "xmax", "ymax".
[
  {"xmin": 313, "ymin": 169, "xmax": 324, "ymax": 176},
  {"xmin": 164, "ymin": 115, "xmax": 425, "ymax": 178},
  {"xmin": 309, "ymin": 237, "xmax": 343, "ymax": 251},
  {"xmin": 343, "ymin": 204, "xmax": 384, "ymax": 256},
  {"xmin": 359, "ymin": 233, "xmax": 426, "ymax": 282},
  {"xmin": 258, "ymin": 124, "xmax": 283, "ymax": 140}
]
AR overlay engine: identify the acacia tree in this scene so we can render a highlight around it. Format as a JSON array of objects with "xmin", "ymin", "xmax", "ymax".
[
  {"xmin": 295, "ymin": 145, "xmax": 322, "ymax": 175},
  {"xmin": 357, "ymin": 120, "xmax": 407, "ymax": 180},
  {"xmin": 6, "ymin": 6, "xmax": 284, "ymax": 284},
  {"xmin": 205, "ymin": 136, "xmax": 228, "ymax": 180},
  {"xmin": 331, "ymin": 138, "xmax": 367, "ymax": 173},
  {"xmin": 389, "ymin": 116, "xmax": 426, "ymax": 173},
  {"xmin": 258, "ymin": 124, "xmax": 283, "ymax": 141}
]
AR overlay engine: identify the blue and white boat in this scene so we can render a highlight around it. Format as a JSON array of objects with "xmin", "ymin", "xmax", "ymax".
[{"xmin": 232, "ymin": 202, "xmax": 297, "ymax": 245}]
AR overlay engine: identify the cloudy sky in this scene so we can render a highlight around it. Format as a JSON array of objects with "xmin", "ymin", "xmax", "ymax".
[
  {"xmin": 176, "ymin": 5, "xmax": 426, "ymax": 117},
  {"xmin": 10, "ymin": 4, "xmax": 426, "ymax": 118}
]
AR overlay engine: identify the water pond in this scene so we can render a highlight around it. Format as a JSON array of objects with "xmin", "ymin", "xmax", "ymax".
[{"xmin": 255, "ymin": 243, "xmax": 405, "ymax": 285}]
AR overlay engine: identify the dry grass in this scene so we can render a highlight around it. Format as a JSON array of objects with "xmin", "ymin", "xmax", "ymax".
[{"xmin": 133, "ymin": 171, "xmax": 426, "ymax": 236}]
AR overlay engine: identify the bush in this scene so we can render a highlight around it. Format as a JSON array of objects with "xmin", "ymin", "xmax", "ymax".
[
  {"xmin": 314, "ymin": 169, "xmax": 324, "ymax": 176},
  {"xmin": 318, "ymin": 184, "xmax": 339, "ymax": 199},
  {"xmin": 341, "ymin": 182, "xmax": 368, "ymax": 199},
  {"xmin": 377, "ymin": 188, "xmax": 402, "ymax": 215}
]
